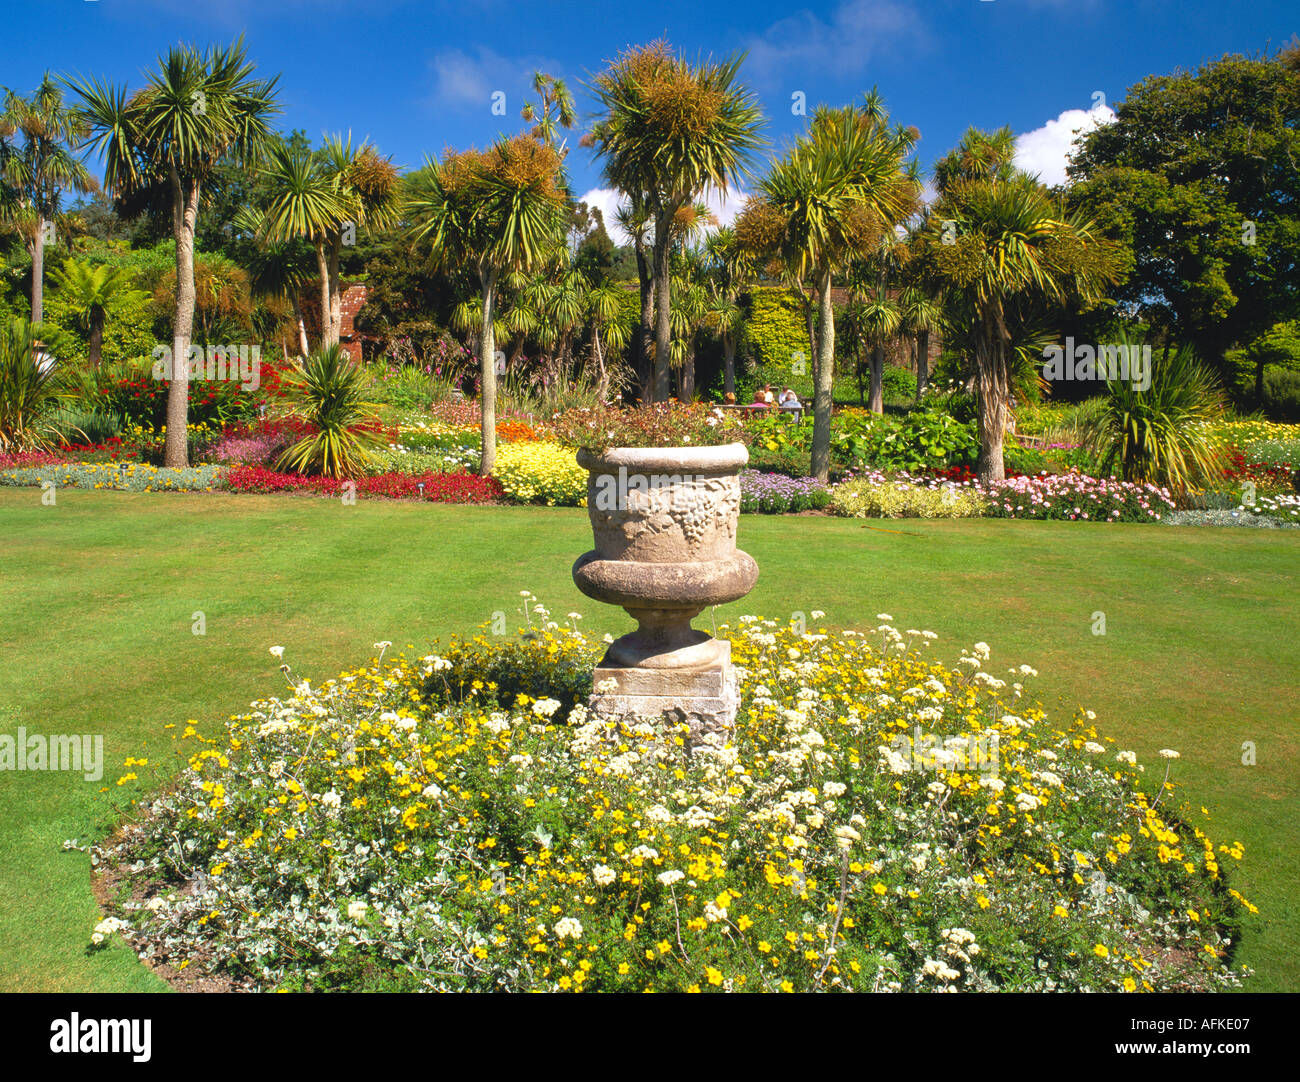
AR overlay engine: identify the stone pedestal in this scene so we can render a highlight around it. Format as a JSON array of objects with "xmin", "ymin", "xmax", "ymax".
[{"xmin": 589, "ymin": 641, "xmax": 738, "ymax": 751}]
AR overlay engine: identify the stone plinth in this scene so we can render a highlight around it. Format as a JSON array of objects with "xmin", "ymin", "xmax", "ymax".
[{"xmin": 589, "ymin": 641, "xmax": 738, "ymax": 751}]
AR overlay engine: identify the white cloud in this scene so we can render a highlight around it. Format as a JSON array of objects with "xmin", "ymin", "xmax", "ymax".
[
  {"xmin": 578, "ymin": 186, "xmax": 751, "ymax": 247},
  {"xmin": 744, "ymin": 0, "xmax": 926, "ymax": 83},
  {"xmin": 1014, "ymin": 103, "xmax": 1115, "ymax": 187},
  {"xmin": 424, "ymin": 46, "xmax": 563, "ymax": 115}
]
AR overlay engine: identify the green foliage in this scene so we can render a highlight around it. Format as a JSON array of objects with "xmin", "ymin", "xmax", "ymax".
[
  {"xmin": 277, "ymin": 345, "xmax": 382, "ymax": 478},
  {"xmin": 741, "ymin": 288, "xmax": 811, "ymax": 393},
  {"xmin": 43, "ymin": 259, "xmax": 156, "ymax": 367},
  {"xmin": 831, "ymin": 407, "xmax": 978, "ymax": 473},
  {"xmin": 1262, "ymin": 369, "xmax": 1300, "ymax": 422},
  {"xmin": 882, "ymin": 364, "xmax": 917, "ymax": 400},
  {"xmin": 830, "ymin": 478, "xmax": 986, "ymax": 519},
  {"xmin": 0, "ymin": 318, "xmax": 71, "ymax": 452},
  {"xmin": 1080, "ymin": 334, "xmax": 1225, "ymax": 490},
  {"xmin": 1067, "ymin": 50, "xmax": 1300, "ymax": 374},
  {"xmin": 419, "ymin": 629, "xmax": 599, "ymax": 726}
]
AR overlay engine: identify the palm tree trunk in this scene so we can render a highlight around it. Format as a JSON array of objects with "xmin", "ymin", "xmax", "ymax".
[
  {"xmin": 28, "ymin": 226, "xmax": 45, "ymax": 325},
  {"xmin": 810, "ymin": 266, "xmax": 836, "ymax": 483},
  {"xmin": 869, "ymin": 345, "xmax": 884, "ymax": 413},
  {"xmin": 164, "ymin": 176, "xmax": 200, "ymax": 469},
  {"xmin": 651, "ymin": 212, "xmax": 672, "ymax": 403},
  {"xmin": 478, "ymin": 266, "xmax": 498, "ymax": 477},
  {"xmin": 723, "ymin": 331, "xmax": 736, "ymax": 398},
  {"xmin": 975, "ymin": 313, "xmax": 1008, "ymax": 485},
  {"xmin": 592, "ymin": 325, "xmax": 609, "ymax": 400},
  {"xmin": 916, "ymin": 329, "xmax": 930, "ymax": 400},
  {"xmin": 635, "ymin": 240, "xmax": 654, "ymax": 404},
  {"xmin": 327, "ymin": 240, "xmax": 343, "ymax": 346},
  {"xmin": 681, "ymin": 339, "xmax": 696, "ymax": 402},
  {"xmin": 291, "ymin": 295, "xmax": 309, "ymax": 357},
  {"xmin": 89, "ymin": 307, "xmax": 104, "ymax": 370},
  {"xmin": 314, "ymin": 240, "xmax": 332, "ymax": 347}
]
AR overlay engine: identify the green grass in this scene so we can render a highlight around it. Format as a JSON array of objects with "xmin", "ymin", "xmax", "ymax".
[{"xmin": 1, "ymin": 488, "xmax": 1297, "ymax": 991}]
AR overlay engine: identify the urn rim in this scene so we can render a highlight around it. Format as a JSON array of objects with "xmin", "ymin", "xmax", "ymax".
[{"xmin": 576, "ymin": 441, "xmax": 749, "ymax": 474}]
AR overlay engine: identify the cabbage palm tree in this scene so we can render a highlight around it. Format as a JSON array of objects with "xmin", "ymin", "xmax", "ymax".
[
  {"xmin": 588, "ymin": 43, "xmax": 763, "ymax": 402},
  {"xmin": 235, "ymin": 205, "xmax": 314, "ymax": 358},
  {"xmin": 913, "ymin": 134, "xmax": 1122, "ymax": 482},
  {"xmin": 669, "ymin": 261, "xmax": 710, "ymax": 401},
  {"xmin": 47, "ymin": 259, "xmax": 150, "ymax": 369},
  {"xmin": 855, "ymin": 291, "xmax": 902, "ymax": 413},
  {"xmin": 67, "ymin": 38, "xmax": 280, "ymax": 466},
  {"xmin": 406, "ymin": 136, "xmax": 567, "ymax": 474},
  {"xmin": 735, "ymin": 94, "xmax": 920, "ymax": 481},
  {"xmin": 585, "ymin": 279, "xmax": 627, "ymax": 398},
  {"xmin": 701, "ymin": 225, "xmax": 752, "ymax": 397},
  {"xmin": 0, "ymin": 75, "xmax": 97, "ymax": 324},
  {"xmin": 898, "ymin": 285, "xmax": 942, "ymax": 399},
  {"xmin": 258, "ymin": 134, "xmax": 398, "ymax": 347}
]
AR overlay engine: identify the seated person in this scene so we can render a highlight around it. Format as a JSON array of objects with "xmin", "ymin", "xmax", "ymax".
[
  {"xmin": 761, "ymin": 383, "xmax": 775, "ymax": 404},
  {"xmin": 750, "ymin": 387, "xmax": 770, "ymax": 408},
  {"xmin": 778, "ymin": 387, "xmax": 801, "ymax": 410}
]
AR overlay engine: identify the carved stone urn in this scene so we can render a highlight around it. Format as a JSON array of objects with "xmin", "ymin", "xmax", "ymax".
[{"xmin": 572, "ymin": 443, "xmax": 758, "ymax": 744}]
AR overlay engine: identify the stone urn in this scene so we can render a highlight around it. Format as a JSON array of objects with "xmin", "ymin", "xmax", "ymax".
[{"xmin": 572, "ymin": 442, "xmax": 758, "ymax": 743}]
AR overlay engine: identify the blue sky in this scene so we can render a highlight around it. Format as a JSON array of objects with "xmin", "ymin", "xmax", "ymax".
[{"xmin": 6, "ymin": 0, "xmax": 1296, "ymax": 238}]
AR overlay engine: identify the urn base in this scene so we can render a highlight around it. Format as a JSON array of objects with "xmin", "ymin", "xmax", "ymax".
[{"xmin": 589, "ymin": 642, "xmax": 737, "ymax": 751}]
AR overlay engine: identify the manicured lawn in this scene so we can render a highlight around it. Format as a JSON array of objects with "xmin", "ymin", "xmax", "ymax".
[{"xmin": 1, "ymin": 488, "xmax": 1297, "ymax": 991}]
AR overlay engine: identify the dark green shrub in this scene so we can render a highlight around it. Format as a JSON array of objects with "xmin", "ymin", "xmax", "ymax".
[
  {"xmin": 419, "ymin": 633, "xmax": 599, "ymax": 724},
  {"xmin": 1262, "ymin": 369, "xmax": 1300, "ymax": 422}
]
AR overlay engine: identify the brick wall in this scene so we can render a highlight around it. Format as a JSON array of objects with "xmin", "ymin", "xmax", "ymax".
[{"xmin": 338, "ymin": 284, "xmax": 368, "ymax": 363}]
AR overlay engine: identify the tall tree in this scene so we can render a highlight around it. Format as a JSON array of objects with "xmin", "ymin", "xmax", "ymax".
[
  {"xmin": 913, "ymin": 130, "xmax": 1122, "ymax": 483},
  {"xmin": 47, "ymin": 259, "xmax": 150, "ymax": 369},
  {"xmin": 258, "ymin": 134, "xmax": 398, "ymax": 347},
  {"xmin": 1068, "ymin": 49, "xmax": 1300, "ymax": 377},
  {"xmin": 736, "ymin": 94, "xmax": 919, "ymax": 481},
  {"xmin": 406, "ymin": 135, "xmax": 567, "ymax": 474},
  {"xmin": 0, "ymin": 75, "xmax": 97, "ymax": 323},
  {"xmin": 701, "ymin": 225, "xmax": 752, "ymax": 398},
  {"xmin": 898, "ymin": 284, "xmax": 942, "ymax": 399},
  {"xmin": 588, "ymin": 42, "xmax": 764, "ymax": 402},
  {"xmin": 67, "ymin": 39, "xmax": 280, "ymax": 466}
]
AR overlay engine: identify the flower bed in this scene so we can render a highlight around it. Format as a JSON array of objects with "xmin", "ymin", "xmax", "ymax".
[
  {"xmin": 739, "ymin": 470, "xmax": 830, "ymax": 513},
  {"xmin": 980, "ymin": 470, "xmax": 1175, "ymax": 522},
  {"xmin": 0, "ymin": 461, "xmax": 224, "ymax": 492},
  {"xmin": 224, "ymin": 465, "xmax": 502, "ymax": 503},
  {"xmin": 492, "ymin": 440, "xmax": 588, "ymax": 506},
  {"xmin": 98, "ymin": 617, "xmax": 1251, "ymax": 993}
]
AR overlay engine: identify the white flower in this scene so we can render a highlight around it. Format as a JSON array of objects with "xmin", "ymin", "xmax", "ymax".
[
  {"xmin": 1015, "ymin": 792, "xmax": 1041, "ymax": 812},
  {"xmin": 979, "ymin": 777, "xmax": 1005, "ymax": 793},
  {"xmin": 811, "ymin": 610, "xmax": 825, "ymax": 619},
  {"xmin": 592, "ymin": 864, "xmax": 616, "ymax": 887},
  {"xmin": 972, "ymin": 642, "xmax": 990, "ymax": 660},
  {"xmin": 1116, "ymin": 751, "xmax": 1137, "ymax": 765},
  {"xmin": 657, "ymin": 869, "xmax": 685, "ymax": 887},
  {"xmin": 532, "ymin": 698, "xmax": 562, "ymax": 718},
  {"xmin": 1084, "ymin": 741, "xmax": 1106, "ymax": 754},
  {"xmin": 876, "ymin": 613, "xmax": 894, "ymax": 621},
  {"xmin": 320, "ymin": 790, "xmax": 342, "ymax": 809},
  {"xmin": 269, "ymin": 646, "xmax": 285, "ymax": 659},
  {"xmin": 823, "ymin": 781, "xmax": 847, "ymax": 798},
  {"xmin": 373, "ymin": 641, "xmax": 392, "ymax": 651},
  {"xmin": 1158, "ymin": 748, "xmax": 1180, "ymax": 760},
  {"xmin": 347, "ymin": 901, "xmax": 369, "ymax": 921},
  {"xmin": 553, "ymin": 917, "xmax": 583, "ymax": 940}
]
